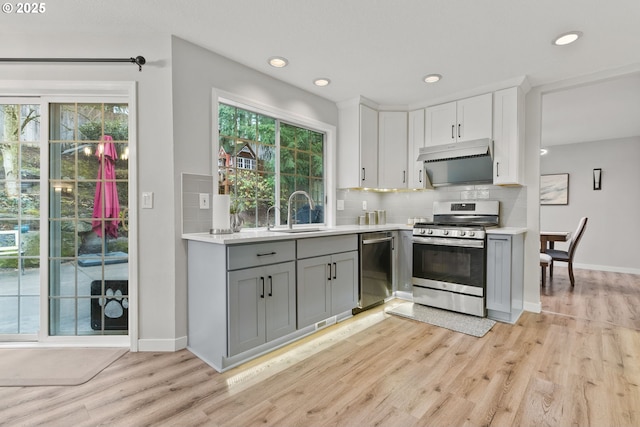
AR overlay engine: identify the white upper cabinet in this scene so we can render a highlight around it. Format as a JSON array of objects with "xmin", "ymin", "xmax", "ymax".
[
  {"xmin": 337, "ymin": 101, "xmax": 378, "ymax": 188},
  {"xmin": 425, "ymin": 93, "xmax": 493, "ymax": 146},
  {"xmin": 407, "ymin": 109, "xmax": 426, "ymax": 189},
  {"xmin": 378, "ymin": 111, "xmax": 408, "ymax": 189},
  {"xmin": 493, "ymin": 87, "xmax": 524, "ymax": 185}
]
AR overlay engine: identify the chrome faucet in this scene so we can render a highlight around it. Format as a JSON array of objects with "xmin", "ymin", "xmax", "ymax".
[
  {"xmin": 266, "ymin": 205, "xmax": 277, "ymax": 230},
  {"xmin": 287, "ymin": 190, "xmax": 315, "ymax": 229}
]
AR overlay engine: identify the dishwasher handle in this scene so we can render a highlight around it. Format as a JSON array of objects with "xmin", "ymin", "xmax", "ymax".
[{"xmin": 362, "ymin": 236, "xmax": 393, "ymax": 245}]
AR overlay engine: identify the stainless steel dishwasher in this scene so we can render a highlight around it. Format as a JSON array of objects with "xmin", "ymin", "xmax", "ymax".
[{"xmin": 354, "ymin": 232, "xmax": 393, "ymax": 313}]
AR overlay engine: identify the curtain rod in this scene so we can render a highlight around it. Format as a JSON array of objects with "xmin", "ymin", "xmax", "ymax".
[{"xmin": 0, "ymin": 56, "xmax": 146, "ymax": 71}]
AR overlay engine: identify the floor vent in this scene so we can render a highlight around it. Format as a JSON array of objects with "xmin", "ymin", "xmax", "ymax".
[{"xmin": 315, "ymin": 316, "xmax": 337, "ymax": 330}]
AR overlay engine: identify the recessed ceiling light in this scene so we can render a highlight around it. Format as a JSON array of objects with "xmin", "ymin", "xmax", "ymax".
[
  {"xmin": 313, "ymin": 78, "xmax": 331, "ymax": 87},
  {"xmin": 423, "ymin": 74, "xmax": 442, "ymax": 83},
  {"xmin": 268, "ymin": 56, "xmax": 289, "ymax": 68},
  {"xmin": 552, "ymin": 31, "xmax": 583, "ymax": 46}
]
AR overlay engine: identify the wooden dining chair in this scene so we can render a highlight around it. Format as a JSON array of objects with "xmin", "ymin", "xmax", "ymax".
[{"xmin": 546, "ymin": 217, "xmax": 588, "ymax": 286}]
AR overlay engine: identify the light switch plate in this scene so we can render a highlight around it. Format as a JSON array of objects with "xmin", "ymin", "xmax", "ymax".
[
  {"xmin": 337, "ymin": 199, "xmax": 344, "ymax": 211},
  {"xmin": 362, "ymin": 200, "xmax": 367, "ymax": 210},
  {"xmin": 142, "ymin": 192, "xmax": 154, "ymax": 209},
  {"xmin": 199, "ymin": 193, "xmax": 210, "ymax": 209}
]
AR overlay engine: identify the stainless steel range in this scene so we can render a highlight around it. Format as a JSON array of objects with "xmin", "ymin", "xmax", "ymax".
[{"xmin": 412, "ymin": 200, "xmax": 499, "ymax": 317}]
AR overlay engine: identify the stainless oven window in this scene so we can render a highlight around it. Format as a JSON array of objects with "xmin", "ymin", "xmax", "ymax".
[{"xmin": 413, "ymin": 243, "xmax": 485, "ymax": 288}]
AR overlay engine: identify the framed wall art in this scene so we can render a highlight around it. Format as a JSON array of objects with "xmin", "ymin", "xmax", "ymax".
[{"xmin": 540, "ymin": 173, "xmax": 569, "ymax": 205}]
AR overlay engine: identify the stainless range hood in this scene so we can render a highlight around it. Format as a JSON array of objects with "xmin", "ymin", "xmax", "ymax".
[{"xmin": 417, "ymin": 139, "xmax": 494, "ymax": 187}]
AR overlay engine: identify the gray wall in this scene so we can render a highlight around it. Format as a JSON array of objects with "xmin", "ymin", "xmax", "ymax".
[
  {"xmin": 0, "ymin": 33, "xmax": 178, "ymax": 348},
  {"xmin": 540, "ymin": 137, "xmax": 640, "ymax": 273},
  {"xmin": 170, "ymin": 36, "xmax": 339, "ymax": 346}
]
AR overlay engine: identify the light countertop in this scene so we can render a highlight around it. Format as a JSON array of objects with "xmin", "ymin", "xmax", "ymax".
[
  {"xmin": 183, "ymin": 223, "xmax": 526, "ymax": 244},
  {"xmin": 487, "ymin": 227, "xmax": 527, "ymax": 235}
]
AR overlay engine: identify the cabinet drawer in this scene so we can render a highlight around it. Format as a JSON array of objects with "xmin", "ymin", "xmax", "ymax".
[
  {"xmin": 227, "ymin": 240, "xmax": 295, "ymax": 270},
  {"xmin": 297, "ymin": 234, "xmax": 358, "ymax": 259}
]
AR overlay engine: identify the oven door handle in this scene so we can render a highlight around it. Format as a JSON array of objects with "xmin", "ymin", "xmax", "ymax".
[{"xmin": 412, "ymin": 236, "xmax": 484, "ymax": 249}]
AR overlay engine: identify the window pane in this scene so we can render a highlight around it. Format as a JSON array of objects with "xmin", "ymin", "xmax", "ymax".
[
  {"xmin": 218, "ymin": 103, "xmax": 325, "ymax": 228},
  {"xmin": 218, "ymin": 104, "xmax": 237, "ymax": 137},
  {"xmin": 19, "ymin": 105, "xmax": 41, "ymax": 142},
  {"xmin": 49, "ymin": 104, "xmax": 76, "ymax": 141},
  {"xmin": 257, "ymin": 116, "xmax": 275, "ymax": 144},
  {"xmin": 104, "ymin": 104, "xmax": 129, "ymax": 141}
]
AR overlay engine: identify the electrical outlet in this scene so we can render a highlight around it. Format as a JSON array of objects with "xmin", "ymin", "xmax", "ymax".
[
  {"xmin": 199, "ymin": 193, "xmax": 210, "ymax": 209},
  {"xmin": 337, "ymin": 200, "xmax": 345, "ymax": 211},
  {"xmin": 362, "ymin": 200, "xmax": 367, "ymax": 211}
]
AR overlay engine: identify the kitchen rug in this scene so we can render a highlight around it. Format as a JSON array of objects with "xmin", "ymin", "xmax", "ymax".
[
  {"xmin": 386, "ymin": 302, "xmax": 496, "ymax": 337},
  {"xmin": 0, "ymin": 347, "xmax": 128, "ymax": 386}
]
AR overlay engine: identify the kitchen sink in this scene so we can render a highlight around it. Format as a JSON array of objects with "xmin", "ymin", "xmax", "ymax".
[{"xmin": 267, "ymin": 228, "xmax": 321, "ymax": 233}]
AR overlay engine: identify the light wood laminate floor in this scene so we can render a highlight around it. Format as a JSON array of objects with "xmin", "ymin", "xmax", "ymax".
[{"xmin": 2, "ymin": 267, "xmax": 639, "ymax": 426}]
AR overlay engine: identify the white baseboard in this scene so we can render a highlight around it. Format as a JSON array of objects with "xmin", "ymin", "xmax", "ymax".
[
  {"xmin": 573, "ymin": 263, "xmax": 640, "ymax": 275},
  {"xmin": 137, "ymin": 336, "xmax": 188, "ymax": 352},
  {"xmin": 523, "ymin": 301, "xmax": 541, "ymax": 313}
]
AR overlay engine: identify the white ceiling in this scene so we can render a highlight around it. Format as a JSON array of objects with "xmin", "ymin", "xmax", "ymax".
[{"xmin": 3, "ymin": 0, "xmax": 640, "ymax": 143}]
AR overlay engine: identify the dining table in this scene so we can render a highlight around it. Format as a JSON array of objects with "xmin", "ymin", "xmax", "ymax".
[{"xmin": 540, "ymin": 230, "xmax": 571, "ymax": 253}]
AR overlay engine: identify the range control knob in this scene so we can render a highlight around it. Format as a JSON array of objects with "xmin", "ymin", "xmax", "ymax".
[
  {"xmin": 427, "ymin": 229, "xmax": 434, "ymax": 235},
  {"xmin": 469, "ymin": 231, "xmax": 475, "ymax": 237},
  {"xmin": 443, "ymin": 230, "xmax": 449, "ymax": 236},
  {"xmin": 420, "ymin": 229, "xmax": 426, "ymax": 235},
  {"xmin": 459, "ymin": 231, "xmax": 466, "ymax": 237}
]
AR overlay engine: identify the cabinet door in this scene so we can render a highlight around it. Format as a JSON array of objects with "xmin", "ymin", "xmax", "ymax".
[
  {"xmin": 493, "ymin": 87, "xmax": 523, "ymax": 185},
  {"xmin": 378, "ymin": 111, "xmax": 408, "ymax": 189},
  {"xmin": 408, "ymin": 109, "xmax": 426, "ymax": 189},
  {"xmin": 360, "ymin": 104, "xmax": 379, "ymax": 188},
  {"xmin": 228, "ymin": 267, "xmax": 266, "ymax": 356},
  {"xmin": 265, "ymin": 261, "xmax": 297, "ymax": 342},
  {"xmin": 486, "ymin": 235, "xmax": 512, "ymax": 313},
  {"xmin": 457, "ymin": 93, "xmax": 493, "ymax": 142},
  {"xmin": 330, "ymin": 251, "xmax": 359, "ymax": 315},
  {"xmin": 425, "ymin": 101, "xmax": 456, "ymax": 146},
  {"xmin": 297, "ymin": 255, "xmax": 332, "ymax": 328}
]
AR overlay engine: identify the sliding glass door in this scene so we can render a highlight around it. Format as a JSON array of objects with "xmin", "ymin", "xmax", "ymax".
[{"xmin": 1, "ymin": 96, "xmax": 131, "ymax": 342}]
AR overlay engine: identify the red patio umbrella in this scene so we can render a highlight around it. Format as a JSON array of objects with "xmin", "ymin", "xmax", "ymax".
[{"xmin": 92, "ymin": 135, "xmax": 120, "ymax": 239}]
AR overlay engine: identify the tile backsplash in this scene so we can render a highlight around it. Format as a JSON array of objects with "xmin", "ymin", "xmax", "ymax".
[
  {"xmin": 182, "ymin": 173, "xmax": 214, "ymax": 234},
  {"xmin": 336, "ymin": 184, "xmax": 527, "ymax": 227}
]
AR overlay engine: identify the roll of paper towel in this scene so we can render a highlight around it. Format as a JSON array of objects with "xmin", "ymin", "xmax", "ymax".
[{"xmin": 211, "ymin": 194, "xmax": 231, "ymax": 230}]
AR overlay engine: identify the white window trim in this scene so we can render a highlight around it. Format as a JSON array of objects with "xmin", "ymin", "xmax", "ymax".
[
  {"xmin": 212, "ymin": 88, "xmax": 337, "ymax": 227},
  {"xmin": 0, "ymin": 81, "xmax": 137, "ymax": 351}
]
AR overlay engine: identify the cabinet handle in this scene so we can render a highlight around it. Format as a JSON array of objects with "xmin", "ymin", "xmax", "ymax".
[
  {"xmin": 260, "ymin": 277, "xmax": 265, "ymax": 298},
  {"xmin": 362, "ymin": 168, "xmax": 365, "ymax": 181},
  {"xmin": 451, "ymin": 125, "xmax": 454, "ymax": 139},
  {"xmin": 257, "ymin": 251, "xmax": 276, "ymax": 257},
  {"xmin": 458, "ymin": 123, "xmax": 461, "ymax": 139},
  {"xmin": 419, "ymin": 169, "xmax": 422, "ymax": 183},
  {"xmin": 327, "ymin": 263, "xmax": 332, "ymax": 281},
  {"xmin": 333, "ymin": 262, "xmax": 337, "ymax": 279},
  {"xmin": 402, "ymin": 171, "xmax": 406, "ymax": 183},
  {"xmin": 268, "ymin": 275, "xmax": 273, "ymax": 297},
  {"xmin": 392, "ymin": 236, "xmax": 395, "ymax": 251},
  {"xmin": 496, "ymin": 162, "xmax": 500, "ymax": 177}
]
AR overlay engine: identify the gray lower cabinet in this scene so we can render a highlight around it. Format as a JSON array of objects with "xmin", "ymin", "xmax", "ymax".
[
  {"xmin": 297, "ymin": 235, "xmax": 359, "ymax": 329},
  {"xmin": 227, "ymin": 261, "xmax": 296, "ymax": 356},
  {"xmin": 486, "ymin": 233, "xmax": 524, "ymax": 323}
]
